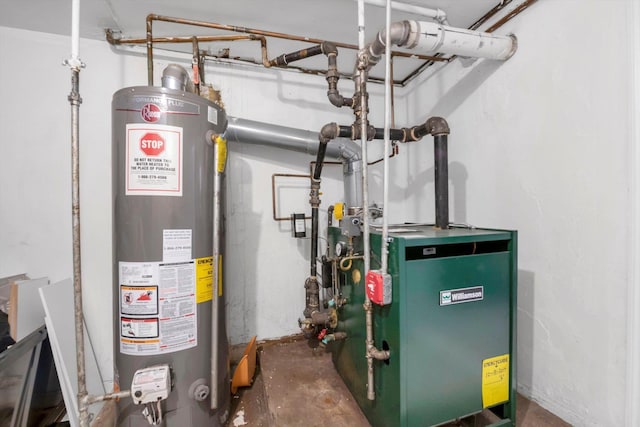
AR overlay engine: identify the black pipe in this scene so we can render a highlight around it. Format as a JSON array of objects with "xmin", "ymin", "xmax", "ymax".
[
  {"xmin": 373, "ymin": 127, "xmax": 406, "ymax": 141},
  {"xmin": 434, "ymin": 134, "xmax": 449, "ymax": 229},
  {"xmin": 406, "ymin": 116, "xmax": 450, "ymax": 142},
  {"xmin": 313, "ymin": 123, "xmax": 352, "ymax": 179},
  {"xmin": 270, "ymin": 44, "xmax": 324, "ymax": 66},
  {"xmin": 323, "ymin": 42, "xmax": 353, "ymax": 108},
  {"xmin": 303, "ymin": 122, "xmax": 352, "ymax": 328}
]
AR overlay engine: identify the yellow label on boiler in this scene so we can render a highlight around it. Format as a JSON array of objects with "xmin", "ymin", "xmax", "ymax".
[
  {"xmin": 196, "ymin": 256, "xmax": 213, "ymax": 303},
  {"xmin": 482, "ymin": 354, "xmax": 510, "ymax": 408}
]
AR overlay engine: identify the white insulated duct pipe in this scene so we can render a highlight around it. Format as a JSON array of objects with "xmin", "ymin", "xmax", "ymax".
[
  {"xmin": 363, "ymin": 20, "xmax": 516, "ymax": 71},
  {"xmin": 354, "ymin": 0, "xmax": 448, "ymax": 24},
  {"xmin": 412, "ymin": 21, "xmax": 516, "ymax": 60}
]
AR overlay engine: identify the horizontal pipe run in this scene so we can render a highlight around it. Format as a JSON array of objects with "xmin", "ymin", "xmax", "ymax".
[
  {"xmin": 486, "ymin": 0, "xmax": 539, "ymax": 33},
  {"xmin": 270, "ymin": 44, "xmax": 324, "ymax": 66},
  {"xmin": 224, "ymin": 117, "xmax": 363, "ymax": 209},
  {"xmin": 413, "ymin": 21, "xmax": 517, "ymax": 60},
  {"xmin": 354, "ymin": 0, "xmax": 447, "ymax": 24}
]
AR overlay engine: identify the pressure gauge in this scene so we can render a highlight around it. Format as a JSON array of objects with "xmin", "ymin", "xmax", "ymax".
[{"xmin": 335, "ymin": 242, "xmax": 347, "ymax": 257}]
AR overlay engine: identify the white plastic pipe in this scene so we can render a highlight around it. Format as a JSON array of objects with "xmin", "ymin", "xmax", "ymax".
[
  {"xmin": 412, "ymin": 21, "xmax": 516, "ymax": 60},
  {"xmin": 354, "ymin": 0, "xmax": 447, "ymax": 24},
  {"xmin": 67, "ymin": 0, "xmax": 83, "ymax": 69},
  {"xmin": 71, "ymin": 0, "xmax": 79, "ymax": 60}
]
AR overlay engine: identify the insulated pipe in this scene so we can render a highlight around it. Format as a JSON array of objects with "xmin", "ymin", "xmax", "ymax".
[{"xmin": 361, "ymin": 20, "xmax": 517, "ymax": 71}]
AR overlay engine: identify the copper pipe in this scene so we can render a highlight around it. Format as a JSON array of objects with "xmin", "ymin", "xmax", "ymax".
[
  {"xmin": 486, "ymin": 0, "xmax": 539, "ymax": 33},
  {"xmin": 272, "ymin": 173, "xmax": 312, "ymax": 221},
  {"xmin": 469, "ymin": 0, "xmax": 513, "ymax": 31},
  {"xmin": 111, "ymin": 14, "xmax": 448, "ymax": 86},
  {"xmin": 192, "ymin": 36, "xmax": 200, "ymax": 95}
]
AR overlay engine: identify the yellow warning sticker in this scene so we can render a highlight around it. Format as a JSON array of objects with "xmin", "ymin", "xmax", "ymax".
[
  {"xmin": 196, "ymin": 256, "xmax": 213, "ymax": 303},
  {"xmin": 482, "ymin": 354, "xmax": 510, "ymax": 408}
]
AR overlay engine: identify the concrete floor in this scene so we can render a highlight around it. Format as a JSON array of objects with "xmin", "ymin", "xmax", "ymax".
[{"xmin": 227, "ymin": 337, "xmax": 570, "ymax": 427}]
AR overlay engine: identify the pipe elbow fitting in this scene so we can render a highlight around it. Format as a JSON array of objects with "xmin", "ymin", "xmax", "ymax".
[
  {"xmin": 425, "ymin": 116, "xmax": 450, "ymax": 136},
  {"xmin": 319, "ymin": 122, "xmax": 340, "ymax": 143},
  {"xmin": 327, "ymin": 91, "xmax": 353, "ymax": 108},
  {"xmin": 321, "ymin": 41, "xmax": 338, "ymax": 56}
]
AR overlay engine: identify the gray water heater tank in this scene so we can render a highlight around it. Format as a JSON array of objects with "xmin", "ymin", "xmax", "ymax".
[{"xmin": 112, "ymin": 69, "xmax": 229, "ymax": 425}]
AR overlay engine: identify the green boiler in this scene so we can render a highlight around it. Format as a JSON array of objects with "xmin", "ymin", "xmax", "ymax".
[{"xmin": 329, "ymin": 224, "xmax": 517, "ymax": 427}]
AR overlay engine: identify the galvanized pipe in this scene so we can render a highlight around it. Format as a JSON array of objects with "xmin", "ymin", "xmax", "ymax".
[
  {"xmin": 356, "ymin": 0, "xmax": 381, "ymax": 402},
  {"xmin": 380, "ymin": 0, "xmax": 392, "ymax": 275},
  {"xmin": 210, "ymin": 134, "xmax": 226, "ymax": 410},
  {"xmin": 69, "ymin": 67, "xmax": 89, "ymax": 427}
]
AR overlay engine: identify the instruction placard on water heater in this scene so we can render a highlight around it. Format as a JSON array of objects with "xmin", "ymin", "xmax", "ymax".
[
  {"xmin": 126, "ymin": 123, "xmax": 183, "ymax": 196},
  {"xmin": 119, "ymin": 261, "xmax": 197, "ymax": 355}
]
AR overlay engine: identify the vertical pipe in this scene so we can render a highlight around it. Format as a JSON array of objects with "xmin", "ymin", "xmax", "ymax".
[
  {"xmin": 434, "ymin": 134, "xmax": 449, "ymax": 229},
  {"xmin": 69, "ymin": 68, "xmax": 89, "ymax": 427},
  {"xmin": 357, "ymin": 0, "xmax": 378, "ymax": 402},
  {"xmin": 192, "ymin": 37, "xmax": 201, "ymax": 96},
  {"xmin": 71, "ymin": 0, "xmax": 79, "ymax": 62},
  {"xmin": 210, "ymin": 136, "xmax": 223, "ymax": 410},
  {"xmin": 146, "ymin": 17, "xmax": 154, "ymax": 86},
  {"xmin": 380, "ymin": 0, "xmax": 391, "ymax": 274}
]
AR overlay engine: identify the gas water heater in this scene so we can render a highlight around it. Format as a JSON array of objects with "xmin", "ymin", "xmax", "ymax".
[{"xmin": 112, "ymin": 65, "xmax": 230, "ymax": 426}]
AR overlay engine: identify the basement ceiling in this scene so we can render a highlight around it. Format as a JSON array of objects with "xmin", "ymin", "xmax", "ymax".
[{"xmin": 0, "ymin": 0, "xmax": 533, "ymax": 84}]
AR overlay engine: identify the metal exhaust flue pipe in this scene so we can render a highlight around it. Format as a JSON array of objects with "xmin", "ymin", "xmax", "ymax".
[{"xmin": 225, "ymin": 117, "xmax": 363, "ymax": 209}]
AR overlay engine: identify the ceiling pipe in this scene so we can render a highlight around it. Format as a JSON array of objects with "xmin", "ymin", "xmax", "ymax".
[
  {"xmin": 361, "ymin": 20, "xmax": 517, "ymax": 72},
  {"xmin": 354, "ymin": 0, "xmax": 448, "ymax": 25}
]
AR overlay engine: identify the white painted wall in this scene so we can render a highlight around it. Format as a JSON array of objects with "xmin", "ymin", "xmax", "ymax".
[
  {"xmin": 399, "ymin": 1, "xmax": 632, "ymax": 425},
  {"xmin": 0, "ymin": 25, "xmax": 397, "ymax": 387},
  {"xmin": 2, "ymin": 0, "xmax": 638, "ymax": 424}
]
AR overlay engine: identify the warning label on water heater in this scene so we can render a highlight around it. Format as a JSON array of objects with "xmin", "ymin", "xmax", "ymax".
[
  {"xmin": 119, "ymin": 261, "xmax": 197, "ymax": 355},
  {"xmin": 126, "ymin": 123, "xmax": 183, "ymax": 196}
]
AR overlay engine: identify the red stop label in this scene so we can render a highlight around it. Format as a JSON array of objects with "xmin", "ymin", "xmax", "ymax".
[{"xmin": 140, "ymin": 133, "xmax": 165, "ymax": 156}]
